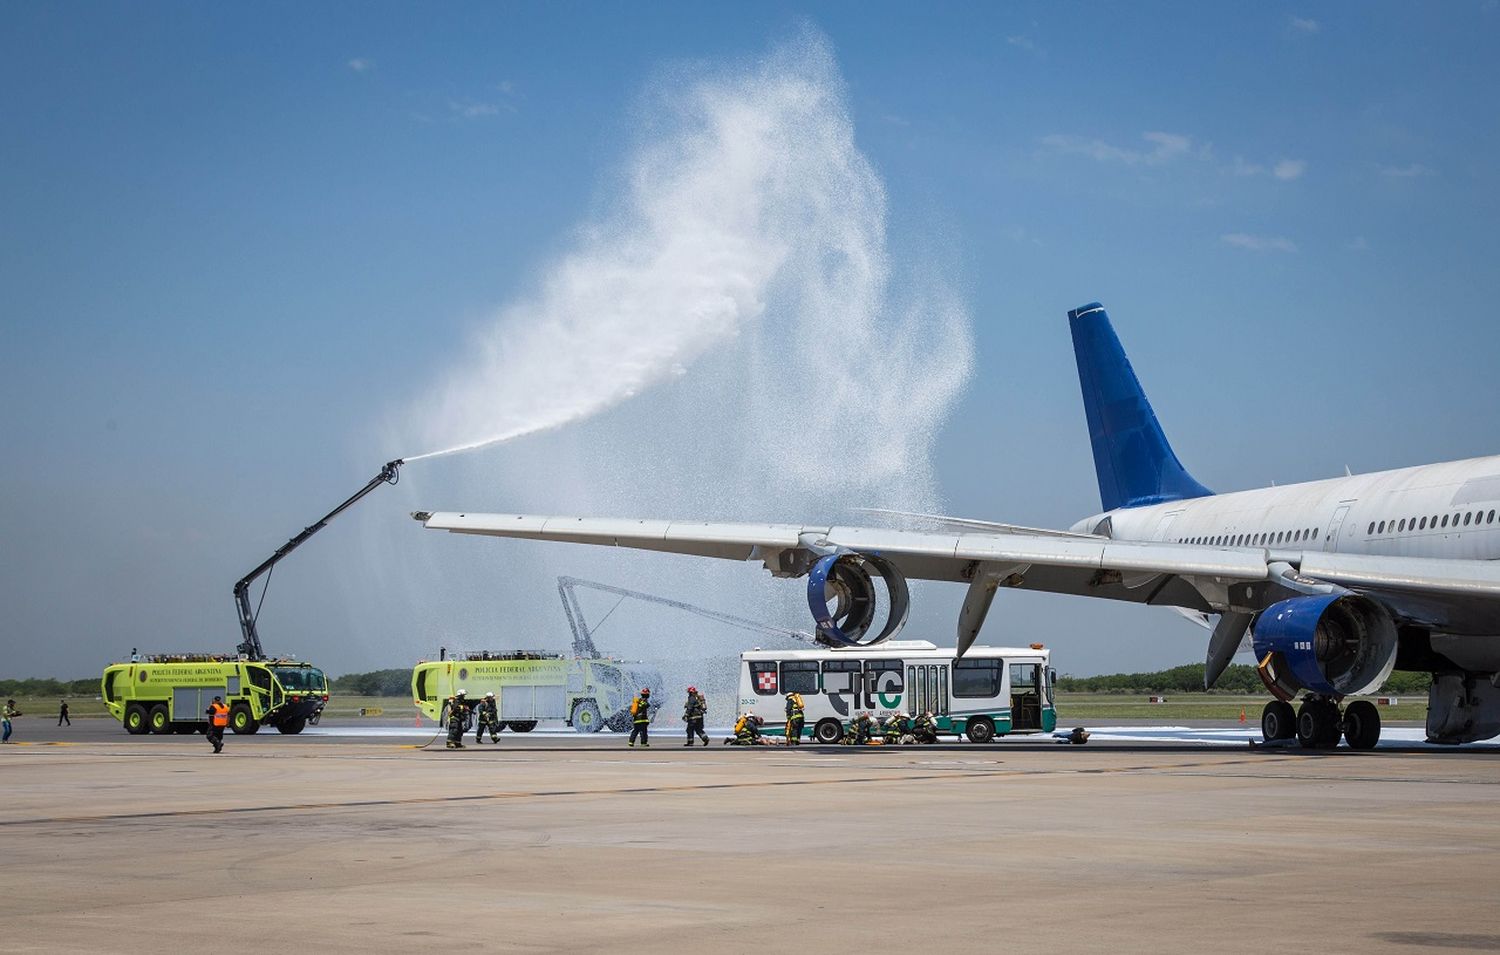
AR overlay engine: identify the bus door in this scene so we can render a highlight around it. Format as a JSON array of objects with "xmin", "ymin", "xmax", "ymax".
[
  {"xmin": 1010, "ymin": 663, "xmax": 1042, "ymax": 730},
  {"xmin": 906, "ymin": 664, "xmax": 949, "ymax": 718}
]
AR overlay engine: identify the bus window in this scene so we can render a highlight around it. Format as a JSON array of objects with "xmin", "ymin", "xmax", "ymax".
[
  {"xmin": 953, "ymin": 658, "xmax": 1002, "ymax": 698},
  {"xmin": 821, "ymin": 659, "xmax": 862, "ymax": 697},
  {"xmin": 865, "ymin": 660, "xmax": 903, "ymax": 708},
  {"xmin": 749, "ymin": 661, "xmax": 779, "ymax": 695},
  {"xmin": 1010, "ymin": 663, "xmax": 1038, "ymax": 691},
  {"xmin": 781, "ymin": 660, "xmax": 819, "ymax": 695}
]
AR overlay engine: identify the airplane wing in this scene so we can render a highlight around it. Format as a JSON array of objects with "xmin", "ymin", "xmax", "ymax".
[{"xmin": 413, "ymin": 510, "xmax": 1500, "ymax": 625}]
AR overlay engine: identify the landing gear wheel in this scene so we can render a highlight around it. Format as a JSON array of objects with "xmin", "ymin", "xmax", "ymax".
[
  {"xmin": 507, "ymin": 721, "xmax": 537, "ymax": 733},
  {"xmin": 965, "ymin": 716, "xmax": 996, "ymax": 744},
  {"xmin": 229, "ymin": 704, "xmax": 259, "ymax": 735},
  {"xmin": 571, "ymin": 701, "xmax": 602, "ymax": 734},
  {"xmin": 1297, "ymin": 699, "xmax": 1342, "ymax": 749},
  {"xmin": 148, "ymin": 704, "xmax": 171, "ymax": 735},
  {"xmin": 1343, "ymin": 699, "xmax": 1381, "ymax": 750},
  {"xmin": 277, "ymin": 717, "xmax": 307, "ymax": 735},
  {"xmin": 1261, "ymin": 700, "xmax": 1296, "ymax": 741},
  {"xmin": 124, "ymin": 704, "xmax": 149, "ymax": 735},
  {"xmin": 814, "ymin": 719, "xmax": 844, "ymax": 745}
]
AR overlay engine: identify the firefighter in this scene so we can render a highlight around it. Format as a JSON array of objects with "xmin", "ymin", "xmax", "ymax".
[
  {"xmin": 843, "ymin": 713, "xmax": 874, "ymax": 745},
  {"xmin": 475, "ymin": 691, "xmax": 501, "ymax": 744},
  {"xmin": 628, "ymin": 687, "xmax": 652, "ymax": 747},
  {"xmin": 883, "ymin": 711, "xmax": 909, "ymax": 745},
  {"xmin": 913, "ymin": 711, "xmax": 940, "ymax": 744},
  {"xmin": 205, "ymin": 696, "xmax": 229, "ymax": 754},
  {"xmin": 784, "ymin": 690, "xmax": 805, "ymax": 745},
  {"xmin": 731, "ymin": 712, "xmax": 763, "ymax": 745},
  {"xmin": 683, "ymin": 686, "xmax": 709, "ymax": 746},
  {"xmin": 445, "ymin": 689, "xmax": 471, "ymax": 750}
]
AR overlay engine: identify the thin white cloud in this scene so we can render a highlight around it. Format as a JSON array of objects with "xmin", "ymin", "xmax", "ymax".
[
  {"xmin": 1348, "ymin": 236, "xmax": 1370, "ymax": 252},
  {"xmin": 347, "ymin": 58, "xmax": 374, "ymax": 73},
  {"xmin": 1290, "ymin": 16, "xmax": 1320, "ymax": 34},
  {"xmin": 881, "ymin": 113, "xmax": 910, "ymax": 127},
  {"xmin": 449, "ymin": 99, "xmax": 514, "ymax": 119},
  {"xmin": 1272, "ymin": 159, "xmax": 1306, "ymax": 180},
  {"xmin": 1006, "ymin": 34, "xmax": 1038, "ymax": 52},
  {"xmin": 1040, "ymin": 131, "xmax": 1206, "ymax": 166},
  {"xmin": 1221, "ymin": 232, "xmax": 1297, "ymax": 253},
  {"xmin": 1379, "ymin": 163, "xmax": 1435, "ymax": 178}
]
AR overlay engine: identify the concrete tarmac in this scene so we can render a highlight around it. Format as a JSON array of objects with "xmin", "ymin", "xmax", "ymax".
[{"xmin": 3, "ymin": 728, "xmax": 1499, "ymax": 954}]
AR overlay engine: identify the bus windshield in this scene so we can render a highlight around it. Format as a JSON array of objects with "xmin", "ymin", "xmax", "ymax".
[{"xmin": 272, "ymin": 667, "xmax": 326, "ymax": 692}]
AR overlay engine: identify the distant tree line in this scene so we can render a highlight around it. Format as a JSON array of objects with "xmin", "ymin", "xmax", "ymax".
[
  {"xmin": 327, "ymin": 669, "xmax": 411, "ymax": 696},
  {"xmin": 0, "ymin": 678, "xmax": 100, "ymax": 697},
  {"xmin": 1055, "ymin": 664, "xmax": 1433, "ymax": 696}
]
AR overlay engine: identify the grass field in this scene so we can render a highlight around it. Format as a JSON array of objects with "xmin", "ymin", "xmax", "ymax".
[{"xmin": 4, "ymin": 694, "xmax": 425, "ymax": 723}]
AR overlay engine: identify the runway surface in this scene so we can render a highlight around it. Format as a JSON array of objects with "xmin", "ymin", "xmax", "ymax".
[{"xmin": 4, "ymin": 720, "xmax": 1500, "ymax": 953}]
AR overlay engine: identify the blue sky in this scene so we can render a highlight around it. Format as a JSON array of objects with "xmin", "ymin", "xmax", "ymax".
[{"xmin": 4, "ymin": 2, "xmax": 1499, "ymax": 680}]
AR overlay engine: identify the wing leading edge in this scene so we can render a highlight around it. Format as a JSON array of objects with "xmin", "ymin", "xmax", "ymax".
[{"xmin": 414, "ymin": 510, "xmax": 1500, "ymax": 626}]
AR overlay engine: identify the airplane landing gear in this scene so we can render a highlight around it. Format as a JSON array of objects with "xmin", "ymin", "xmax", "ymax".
[
  {"xmin": 1297, "ymin": 697, "xmax": 1343, "ymax": 749},
  {"xmin": 1261, "ymin": 700, "xmax": 1296, "ymax": 741},
  {"xmin": 1268, "ymin": 696, "xmax": 1382, "ymax": 750}
]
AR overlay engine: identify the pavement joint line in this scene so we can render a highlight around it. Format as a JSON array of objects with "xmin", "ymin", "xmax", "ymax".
[
  {"xmin": 0, "ymin": 755, "xmax": 1300, "ymax": 829},
  {"xmin": 0, "ymin": 769, "xmax": 1034, "ymax": 827}
]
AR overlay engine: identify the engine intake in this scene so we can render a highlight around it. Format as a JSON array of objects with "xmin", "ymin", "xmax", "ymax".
[
  {"xmin": 1251, "ymin": 593, "xmax": 1398, "ymax": 699},
  {"xmin": 806, "ymin": 553, "xmax": 910, "ymax": 647}
]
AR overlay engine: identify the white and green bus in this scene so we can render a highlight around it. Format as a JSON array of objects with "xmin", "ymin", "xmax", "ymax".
[{"xmin": 738, "ymin": 641, "xmax": 1057, "ymax": 744}]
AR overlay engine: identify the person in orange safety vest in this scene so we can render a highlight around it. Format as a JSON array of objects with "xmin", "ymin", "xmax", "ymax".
[{"xmin": 206, "ymin": 696, "xmax": 229, "ymax": 754}]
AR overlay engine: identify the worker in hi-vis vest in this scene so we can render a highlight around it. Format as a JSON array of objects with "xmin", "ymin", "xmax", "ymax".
[{"xmin": 206, "ymin": 696, "xmax": 229, "ymax": 754}]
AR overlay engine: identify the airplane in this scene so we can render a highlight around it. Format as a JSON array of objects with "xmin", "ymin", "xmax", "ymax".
[{"xmin": 412, "ymin": 302, "xmax": 1500, "ymax": 749}]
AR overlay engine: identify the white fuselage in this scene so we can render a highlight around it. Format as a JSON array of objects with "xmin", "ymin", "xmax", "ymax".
[{"xmin": 1073, "ymin": 454, "xmax": 1500, "ymax": 563}]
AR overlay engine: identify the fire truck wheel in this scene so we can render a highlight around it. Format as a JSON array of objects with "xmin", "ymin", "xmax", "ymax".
[
  {"xmin": 229, "ymin": 705, "xmax": 259, "ymax": 735},
  {"xmin": 124, "ymin": 704, "xmax": 149, "ymax": 735},
  {"xmin": 571, "ymin": 700, "xmax": 602, "ymax": 733},
  {"xmin": 148, "ymin": 704, "xmax": 171, "ymax": 735},
  {"xmin": 507, "ymin": 721, "xmax": 537, "ymax": 733},
  {"xmin": 277, "ymin": 718, "xmax": 307, "ymax": 735}
]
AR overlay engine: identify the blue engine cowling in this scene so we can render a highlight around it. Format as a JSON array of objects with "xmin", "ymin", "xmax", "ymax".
[
  {"xmin": 806, "ymin": 553, "xmax": 911, "ymax": 647},
  {"xmin": 1251, "ymin": 593, "xmax": 1398, "ymax": 699}
]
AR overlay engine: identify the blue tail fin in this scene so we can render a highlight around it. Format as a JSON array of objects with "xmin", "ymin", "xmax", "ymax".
[{"xmin": 1068, "ymin": 302, "xmax": 1211, "ymax": 512}]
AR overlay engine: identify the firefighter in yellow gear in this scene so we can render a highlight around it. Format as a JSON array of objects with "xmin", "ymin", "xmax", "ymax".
[
  {"xmin": 784, "ymin": 691, "xmax": 805, "ymax": 745},
  {"xmin": 628, "ymin": 687, "xmax": 651, "ymax": 747},
  {"xmin": 730, "ymin": 712, "xmax": 763, "ymax": 745},
  {"xmin": 913, "ymin": 711, "xmax": 940, "ymax": 744},
  {"xmin": 445, "ymin": 690, "xmax": 471, "ymax": 749},
  {"xmin": 883, "ymin": 711, "xmax": 909, "ymax": 744}
]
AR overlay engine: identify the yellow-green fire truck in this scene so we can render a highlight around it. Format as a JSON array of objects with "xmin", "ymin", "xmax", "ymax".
[
  {"xmin": 412, "ymin": 652, "xmax": 662, "ymax": 733},
  {"xmin": 101, "ymin": 655, "xmax": 328, "ymax": 735}
]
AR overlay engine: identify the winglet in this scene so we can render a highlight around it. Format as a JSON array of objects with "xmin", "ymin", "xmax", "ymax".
[{"xmin": 1068, "ymin": 303, "xmax": 1212, "ymax": 511}]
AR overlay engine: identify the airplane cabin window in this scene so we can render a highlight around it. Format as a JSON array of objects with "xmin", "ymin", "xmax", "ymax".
[
  {"xmin": 1465, "ymin": 513, "xmax": 1472, "ymax": 525},
  {"xmin": 1419, "ymin": 517, "xmax": 1427, "ymax": 530},
  {"xmin": 1378, "ymin": 521, "xmax": 1385, "ymax": 533},
  {"xmin": 1490, "ymin": 510, "xmax": 1497, "ymax": 523},
  {"xmin": 1367, "ymin": 523, "xmax": 1375, "ymax": 534}
]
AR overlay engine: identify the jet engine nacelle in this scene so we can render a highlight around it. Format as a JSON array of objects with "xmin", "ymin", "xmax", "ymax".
[
  {"xmin": 806, "ymin": 553, "xmax": 910, "ymax": 647},
  {"xmin": 1251, "ymin": 593, "xmax": 1399, "ymax": 699}
]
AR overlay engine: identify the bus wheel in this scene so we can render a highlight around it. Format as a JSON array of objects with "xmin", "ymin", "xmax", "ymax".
[
  {"xmin": 965, "ymin": 716, "xmax": 996, "ymax": 743},
  {"xmin": 229, "ymin": 705, "xmax": 259, "ymax": 735},
  {"xmin": 507, "ymin": 721, "xmax": 537, "ymax": 733},
  {"xmin": 813, "ymin": 719, "xmax": 843, "ymax": 744},
  {"xmin": 277, "ymin": 718, "xmax": 307, "ymax": 735},
  {"xmin": 124, "ymin": 704, "xmax": 149, "ymax": 735},
  {"xmin": 148, "ymin": 704, "xmax": 171, "ymax": 735},
  {"xmin": 571, "ymin": 701, "xmax": 602, "ymax": 733}
]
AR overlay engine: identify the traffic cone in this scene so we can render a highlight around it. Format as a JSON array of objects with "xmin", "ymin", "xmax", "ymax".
[{"xmin": 1239, "ymin": 707, "xmax": 1246, "ymax": 724}]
